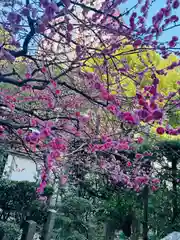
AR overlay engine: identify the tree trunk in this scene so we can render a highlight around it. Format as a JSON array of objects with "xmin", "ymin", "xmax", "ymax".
[
  {"xmin": 104, "ymin": 222, "xmax": 115, "ymax": 240},
  {"xmin": 0, "ymin": 151, "xmax": 8, "ymax": 178},
  {"xmin": 143, "ymin": 185, "xmax": 149, "ymax": 240},
  {"xmin": 172, "ymin": 158, "xmax": 177, "ymax": 225},
  {"xmin": 131, "ymin": 213, "xmax": 140, "ymax": 240}
]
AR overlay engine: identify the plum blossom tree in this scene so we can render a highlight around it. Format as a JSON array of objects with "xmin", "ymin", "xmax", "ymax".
[{"xmin": 0, "ymin": 0, "xmax": 180, "ymax": 198}]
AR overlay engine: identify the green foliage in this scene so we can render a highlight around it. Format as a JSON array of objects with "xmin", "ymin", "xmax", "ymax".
[
  {"xmin": 157, "ymin": 140, "xmax": 180, "ymax": 154},
  {"xmin": 0, "ymin": 180, "xmax": 53, "ymax": 225},
  {"xmin": 43, "ymin": 185, "xmax": 54, "ymax": 197},
  {"xmin": 0, "ymin": 180, "xmax": 54, "ymax": 211},
  {"xmin": 29, "ymin": 200, "xmax": 48, "ymax": 225},
  {"xmin": 0, "ymin": 180, "xmax": 37, "ymax": 211},
  {"xmin": 0, "ymin": 221, "xmax": 20, "ymax": 240},
  {"xmin": 54, "ymin": 196, "xmax": 94, "ymax": 240}
]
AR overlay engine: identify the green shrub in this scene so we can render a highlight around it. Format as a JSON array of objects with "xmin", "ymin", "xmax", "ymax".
[
  {"xmin": 0, "ymin": 180, "xmax": 54, "ymax": 224},
  {"xmin": 29, "ymin": 200, "xmax": 48, "ymax": 225},
  {"xmin": 0, "ymin": 180, "xmax": 36, "ymax": 211},
  {"xmin": 0, "ymin": 221, "xmax": 20, "ymax": 240}
]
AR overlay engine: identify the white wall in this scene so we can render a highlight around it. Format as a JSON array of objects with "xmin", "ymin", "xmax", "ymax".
[{"xmin": 3, "ymin": 154, "xmax": 38, "ymax": 182}]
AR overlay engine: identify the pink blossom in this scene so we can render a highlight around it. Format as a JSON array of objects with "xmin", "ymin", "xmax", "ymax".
[
  {"xmin": 173, "ymin": 0, "xmax": 179, "ymax": 9},
  {"xmin": 156, "ymin": 126, "xmax": 165, "ymax": 135},
  {"xmin": 99, "ymin": 160, "xmax": 106, "ymax": 169},
  {"xmin": 135, "ymin": 153, "xmax": 143, "ymax": 160},
  {"xmin": 170, "ymin": 15, "xmax": 179, "ymax": 22},
  {"xmin": 75, "ymin": 112, "xmax": 81, "ymax": 117},
  {"xmin": 133, "ymin": 39, "xmax": 142, "ymax": 48},
  {"xmin": 144, "ymin": 152, "xmax": 153, "ymax": 156},
  {"xmin": 25, "ymin": 72, "xmax": 31, "ymax": 79},
  {"xmin": 37, "ymin": 181, "xmax": 46, "ymax": 194},
  {"xmin": 30, "ymin": 118, "xmax": 37, "ymax": 127},
  {"xmin": 118, "ymin": 142, "xmax": 129, "ymax": 150},
  {"xmin": 0, "ymin": 126, "xmax": 4, "ymax": 135},
  {"xmin": 40, "ymin": 128, "xmax": 51, "ymax": 139},
  {"xmin": 7, "ymin": 12, "xmax": 21, "ymax": 24},
  {"xmin": 37, "ymin": 23, "xmax": 46, "ymax": 33},
  {"xmin": 152, "ymin": 110, "xmax": 163, "ymax": 120},
  {"xmin": 107, "ymin": 104, "xmax": 117, "ymax": 113},
  {"xmin": 127, "ymin": 161, "xmax": 132, "ymax": 167},
  {"xmin": 137, "ymin": 109, "xmax": 149, "ymax": 120},
  {"xmin": 135, "ymin": 176, "xmax": 149, "ymax": 184},
  {"xmin": 60, "ymin": 175, "xmax": 68, "ymax": 185},
  {"xmin": 21, "ymin": 7, "xmax": 30, "ymax": 16},
  {"xmin": 67, "ymin": 23, "xmax": 73, "ymax": 31},
  {"xmin": 17, "ymin": 129, "xmax": 23, "ymax": 135},
  {"xmin": 151, "ymin": 185, "xmax": 158, "ymax": 191},
  {"xmin": 172, "ymin": 36, "xmax": 179, "ymax": 41},
  {"xmin": 41, "ymin": 66, "xmax": 47, "ymax": 73},
  {"xmin": 136, "ymin": 137, "xmax": 144, "ymax": 144},
  {"xmin": 123, "ymin": 112, "xmax": 135, "ymax": 124},
  {"xmin": 168, "ymin": 40, "xmax": 176, "ymax": 48},
  {"xmin": 55, "ymin": 89, "xmax": 61, "ymax": 95},
  {"xmin": 152, "ymin": 178, "xmax": 160, "ymax": 184}
]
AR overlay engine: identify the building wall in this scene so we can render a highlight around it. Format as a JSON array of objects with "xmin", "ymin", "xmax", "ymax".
[{"xmin": 3, "ymin": 153, "xmax": 39, "ymax": 182}]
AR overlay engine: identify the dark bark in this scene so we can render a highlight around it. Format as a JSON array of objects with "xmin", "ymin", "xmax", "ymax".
[
  {"xmin": 0, "ymin": 151, "xmax": 8, "ymax": 178},
  {"xmin": 143, "ymin": 185, "xmax": 149, "ymax": 240},
  {"xmin": 104, "ymin": 222, "xmax": 115, "ymax": 240},
  {"xmin": 172, "ymin": 158, "xmax": 178, "ymax": 224}
]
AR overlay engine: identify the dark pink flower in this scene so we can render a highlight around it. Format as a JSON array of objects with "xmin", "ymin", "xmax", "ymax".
[
  {"xmin": 21, "ymin": 7, "xmax": 30, "ymax": 16},
  {"xmin": 137, "ymin": 137, "xmax": 144, "ymax": 144},
  {"xmin": 75, "ymin": 112, "xmax": 80, "ymax": 117},
  {"xmin": 168, "ymin": 40, "xmax": 176, "ymax": 48},
  {"xmin": 118, "ymin": 142, "xmax": 129, "ymax": 150},
  {"xmin": 135, "ymin": 176, "xmax": 148, "ymax": 184},
  {"xmin": 30, "ymin": 132, "xmax": 39, "ymax": 142},
  {"xmin": 127, "ymin": 161, "xmax": 132, "ymax": 167},
  {"xmin": 41, "ymin": 66, "xmax": 47, "ymax": 73},
  {"xmin": 25, "ymin": 72, "xmax": 31, "ymax": 79},
  {"xmin": 94, "ymin": 82, "xmax": 101, "ymax": 89},
  {"xmin": 7, "ymin": 12, "xmax": 21, "ymax": 24},
  {"xmin": 152, "ymin": 110, "xmax": 163, "ymax": 120},
  {"xmin": 37, "ymin": 23, "xmax": 46, "ymax": 33},
  {"xmin": 173, "ymin": 0, "xmax": 179, "ymax": 9},
  {"xmin": 137, "ymin": 109, "xmax": 149, "ymax": 120},
  {"xmin": 45, "ymin": 3, "xmax": 59, "ymax": 19},
  {"xmin": 152, "ymin": 178, "xmax": 160, "ymax": 184},
  {"xmin": 67, "ymin": 23, "xmax": 73, "ymax": 31},
  {"xmin": 99, "ymin": 160, "xmax": 106, "ymax": 169},
  {"xmin": 170, "ymin": 15, "xmax": 179, "ymax": 22},
  {"xmin": 135, "ymin": 153, "xmax": 143, "ymax": 159},
  {"xmin": 55, "ymin": 89, "xmax": 61, "ymax": 95},
  {"xmin": 172, "ymin": 36, "xmax": 179, "ymax": 41},
  {"xmin": 156, "ymin": 127, "xmax": 165, "ymax": 135},
  {"xmin": 107, "ymin": 105, "xmax": 115, "ymax": 113},
  {"xmin": 144, "ymin": 151, "xmax": 153, "ymax": 156},
  {"xmin": 60, "ymin": 175, "xmax": 68, "ymax": 185},
  {"xmin": 138, "ymin": 98, "xmax": 146, "ymax": 106},
  {"xmin": 133, "ymin": 39, "xmax": 142, "ymax": 48},
  {"xmin": 151, "ymin": 185, "xmax": 158, "ymax": 191},
  {"xmin": 0, "ymin": 126, "xmax": 4, "ymax": 134}
]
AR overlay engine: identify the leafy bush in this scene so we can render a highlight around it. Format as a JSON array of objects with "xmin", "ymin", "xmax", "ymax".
[
  {"xmin": 54, "ymin": 197, "xmax": 94, "ymax": 240},
  {"xmin": 0, "ymin": 180, "xmax": 36, "ymax": 211},
  {"xmin": 29, "ymin": 200, "xmax": 48, "ymax": 225},
  {"xmin": 0, "ymin": 180, "xmax": 53, "ymax": 224},
  {"xmin": 0, "ymin": 221, "xmax": 20, "ymax": 240}
]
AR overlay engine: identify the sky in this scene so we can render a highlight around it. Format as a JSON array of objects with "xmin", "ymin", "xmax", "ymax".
[{"xmin": 119, "ymin": 0, "xmax": 180, "ymax": 43}]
